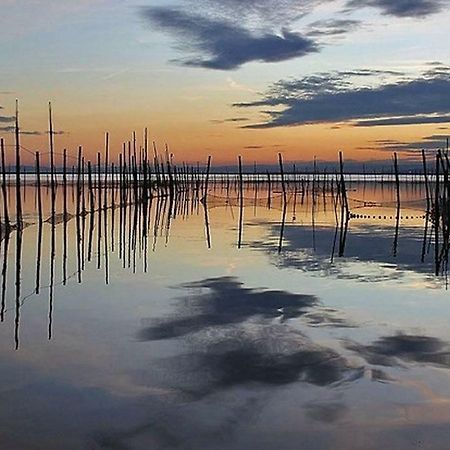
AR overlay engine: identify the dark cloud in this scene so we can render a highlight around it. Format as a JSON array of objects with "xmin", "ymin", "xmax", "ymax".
[
  {"xmin": 178, "ymin": 0, "xmax": 444, "ymax": 26},
  {"xmin": 0, "ymin": 126, "xmax": 14, "ymax": 133},
  {"xmin": 363, "ymin": 134, "xmax": 449, "ymax": 153},
  {"xmin": 234, "ymin": 68, "xmax": 450, "ymax": 128},
  {"xmin": 355, "ymin": 114, "xmax": 450, "ymax": 126},
  {"xmin": 46, "ymin": 130, "xmax": 67, "ymax": 135},
  {"xmin": 0, "ymin": 126, "xmax": 41, "ymax": 135},
  {"xmin": 347, "ymin": 334, "xmax": 450, "ymax": 368},
  {"xmin": 346, "ymin": 0, "xmax": 446, "ymax": 17},
  {"xmin": 0, "ymin": 115, "xmax": 14, "ymax": 123},
  {"xmin": 139, "ymin": 1, "xmax": 443, "ymax": 71},
  {"xmin": 0, "ymin": 127, "xmax": 67, "ymax": 136},
  {"xmin": 140, "ymin": 7, "xmax": 318, "ymax": 70},
  {"xmin": 210, "ymin": 117, "xmax": 249, "ymax": 124}
]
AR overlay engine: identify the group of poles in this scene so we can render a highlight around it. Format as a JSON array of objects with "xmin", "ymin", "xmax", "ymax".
[{"xmin": 0, "ymin": 102, "xmax": 449, "ymax": 273}]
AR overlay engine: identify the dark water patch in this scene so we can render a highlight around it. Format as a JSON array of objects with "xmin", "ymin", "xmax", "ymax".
[
  {"xmin": 188, "ymin": 330, "xmax": 364, "ymax": 389},
  {"xmin": 305, "ymin": 401, "xmax": 349, "ymax": 424},
  {"xmin": 138, "ymin": 277, "xmax": 368, "ymax": 397},
  {"xmin": 346, "ymin": 334, "xmax": 450, "ymax": 368},
  {"xmin": 138, "ymin": 276, "xmax": 319, "ymax": 341},
  {"xmin": 304, "ymin": 309, "xmax": 356, "ymax": 328},
  {"xmin": 251, "ymin": 224, "xmax": 435, "ymax": 282}
]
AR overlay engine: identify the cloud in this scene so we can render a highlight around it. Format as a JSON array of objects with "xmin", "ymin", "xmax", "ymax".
[
  {"xmin": 162, "ymin": 0, "xmax": 445, "ymax": 28},
  {"xmin": 210, "ymin": 117, "xmax": 249, "ymax": 124},
  {"xmin": 140, "ymin": 1, "xmax": 444, "ymax": 71},
  {"xmin": 180, "ymin": 0, "xmax": 326, "ymax": 27},
  {"xmin": 362, "ymin": 134, "xmax": 449, "ymax": 153},
  {"xmin": 345, "ymin": 0, "xmax": 447, "ymax": 17},
  {"xmin": 234, "ymin": 67, "xmax": 450, "ymax": 128},
  {"xmin": 46, "ymin": 130, "xmax": 67, "ymax": 135},
  {"xmin": 0, "ymin": 124, "xmax": 67, "ymax": 136},
  {"xmin": 0, "ymin": 115, "xmax": 14, "ymax": 123},
  {"xmin": 354, "ymin": 114, "xmax": 450, "ymax": 126},
  {"xmin": 0, "ymin": 126, "xmax": 44, "ymax": 136},
  {"xmin": 306, "ymin": 18, "xmax": 361, "ymax": 37},
  {"xmin": 140, "ymin": 7, "xmax": 318, "ymax": 70}
]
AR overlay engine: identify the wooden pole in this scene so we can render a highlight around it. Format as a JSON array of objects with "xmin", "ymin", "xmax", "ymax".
[
  {"xmin": 1, "ymin": 139, "xmax": 9, "ymax": 230},
  {"xmin": 35, "ymin": 152, "xmax": 43, "ymax": 223},
  {"xmin": 422, "ymin": 149, "xmax": 430, "ymax": 214},
  {"xmin": 202, "ymin": 155, "xmax": 211, "ymax": 203},
  {"xmin": 278, "ymin": 153, "xmax": 287, "ymax": 204},
  {"xmin": 14, "ymin": 100, "xmax": 22, "ymax": 228},
  {"xmin": 238, "ymin": 155, "xmax": 244, "ymax": 249}
]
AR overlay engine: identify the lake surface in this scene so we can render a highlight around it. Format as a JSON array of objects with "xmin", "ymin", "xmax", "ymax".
[{"xmin": 1, "ymin": 180, "xmax": 449, "ymax": 449}]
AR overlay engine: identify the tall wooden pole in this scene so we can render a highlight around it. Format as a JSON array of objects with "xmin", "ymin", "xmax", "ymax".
[
  {"xmin": 14, "ymin": 100, "xmax": 22, "ymax": 227},
  {"xmin": 1, "ymin": 139, "xmax": 9, "ymax": 230}
]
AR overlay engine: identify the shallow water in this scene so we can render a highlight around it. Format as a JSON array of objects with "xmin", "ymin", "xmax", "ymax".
[{"xmin": 1, "ymin": 181, "xmax": 449, "ymax": 450}]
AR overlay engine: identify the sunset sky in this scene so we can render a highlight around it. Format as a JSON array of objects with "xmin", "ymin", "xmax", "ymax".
[{"xmin": 0, "ymin": 0, "xmax": 449, "ymax": 166}]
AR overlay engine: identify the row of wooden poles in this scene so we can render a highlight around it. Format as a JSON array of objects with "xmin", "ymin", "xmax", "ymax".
[
  {"xmin": 0, "ymin": 145, "xmax": 354, "ymax": 350},
  {"xmin": 0, "ymin": 102, "xmax": 448, "ymax": 267},
  {"xmin": 1, "ymin": 179, "xmax": 215, "ymax": 349},
  {"xmin": 0, "ymin": 101, "xmax": 347, "ymax": 233}
]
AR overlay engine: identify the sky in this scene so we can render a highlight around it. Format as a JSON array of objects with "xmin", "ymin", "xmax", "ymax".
[{"xmin": 0, "ymin": 0, "xmax": 449, "ymax": 166}]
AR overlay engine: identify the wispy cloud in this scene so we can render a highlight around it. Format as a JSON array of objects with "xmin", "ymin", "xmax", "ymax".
[
  {"xmin": 354, "ymin": 114, "xmax": 450, "ymax": 126},
  {"xmin": 140, "ymin": 7, "xmax": 318, "ymax": 70},
  {"xmin": 234, "ymin": 65, "xmax": 450, "ymax": 128},
  {"xmin": 0, "ymin": 115, "xmax": 14, "ymax": 123},
  {"xmin": 306, "ymin": 19, "xmax": 361, "ymax": 37},
  {"xmin": 210, "ymin": 117, "xmax": 249, "ymax": 124},
  {"xmin": 361, "ymin": 134, "xmax": 450, "ymax": 153},
  {"xmin": 180, "ymin": 0, "xmax": 325, "ymax": 27},
  {"xmin": 0, "ymin": 126, "xmax": 67, "ymax": 136},
  {"xmin": 225, "ymin": 76, "xmax": 257, "ymax": 93},
  {"xmin": 345, "ymin": 0, "xmax": 447, "ymax": 17},
  {"xmin": 0, "ymin": 126, "xmax": 41, "ymax": 136}
]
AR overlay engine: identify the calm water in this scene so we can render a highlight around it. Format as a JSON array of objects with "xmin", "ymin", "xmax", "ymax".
[{"xmin": 1, "ymin": 181, "xmax": 449, "ymax": 449}]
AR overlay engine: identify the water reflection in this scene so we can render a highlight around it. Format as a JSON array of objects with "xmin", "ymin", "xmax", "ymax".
[
  {"xmin": 253, "ymin": 223, "xmax": 436, "ymax": 282},
  {"xmin": 138, "ymin": 276, "xmax": 388, "ymax": 398},
  {"xmin": 139, "ymin": 277, "xmax": 319, "ymax": 340},
  {"xmin": 0, "ymin": 180, "xmax": 449, "ymax": 449},
  {"xmin": 305, "ymin": 402, "xmax": 349, "ymax": 424},
  {"xmin": 0, "ymin": 181, "xmax": 446, "ymax": 348},
  {"xmin": 347, "ymin": 334, "xmax": 450, "ymax": 368}
]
